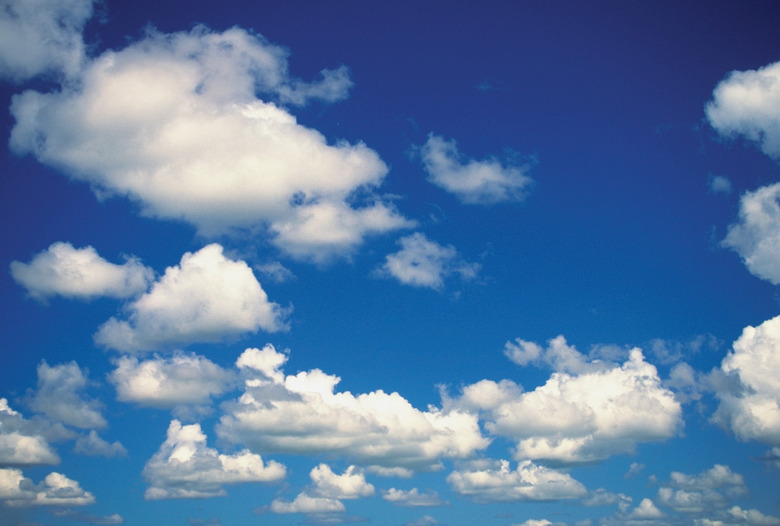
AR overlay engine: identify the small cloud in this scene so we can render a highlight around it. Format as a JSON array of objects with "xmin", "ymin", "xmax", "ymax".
[
  {"xmin": 27, "ymin": 360, "xmax": 106, "ymax": 430},
  {"xmin": 0, "ymin": 468, "xmax": 95, "ymax": 507},
  {"xmin": 708, "ymin": 174, "xmax": 733, "ymax": 195},
  {"xmin": 255, "ymin": 261, "xmax": 295, "ymax": 283},
  {"xmin": 382, "ymin": 487, "xmax": 447, "ymax": 507},
  {"xmin": 419, "ymin": 133, "xmax": 534, "ymax": 205},
  {"xmin": 74, "ymin": 430, "xmax": 127, "ymax": 458},
  {"xmin": 376, "ymin": 232, "xmax": 480, "ymax": 290}
]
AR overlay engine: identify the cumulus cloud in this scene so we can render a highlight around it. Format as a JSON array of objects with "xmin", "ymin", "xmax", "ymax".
[
  {"xmin": 724, "ymin": 506, "xmax": 780, "ymax": 525},
  {"xmin": 446, "ymin": 459, "xmax": 586, "ymax": 502},
  {"xmin": 270, "ymin": 464, "xmax": 373, "ymax": 516},
  {"xmin": 0, "ymin": 468, "xmax": 95, "ymax": 507},
  {"xmin": 419, "ymin": 133, "xmax": 534, "ymax": 204},
  {"xmin": 382, "ymin": 487, "xmax": 447, "ymax": 507},
  {"xmin": 94, "ymin": 244, "xmax": 287, "ymax": 352},
  {"xmin": 74, "ymin": 430, "xmax": 127, "ymax": 458},
  {"xmin": 269, "ymin": 493, "xmax": 345, "ymax": 514},
  {"xmin": 143, "ymin": 420, "xmax": 285, "ymax": 500},
  {"xmin": 706, "ymin": 60, "xmax": 780, "ymax": 160},
  {"xmin": 656, "ymin": 465, "xmax": 746, "ymax": 515},
  {"xmin": 721, "ymin": 183, "xmax": 780, "ymax": 285},
  {"xmin": 0, "ymin": 398, "xmax": 60, "ymax": 466},
  {"xmin": 217, "ymin": 345, "xmax": 488, "ymax": 471},
  {"xmin": 454, "ymin": 338, "xmax": 681, "ymax": 464},
  {"xmin": 28, "ymin": 360, "xmax": 106, "ymax": 429},
  {"xmin": 109, "ymin": 352, "xmax": 235, "ymax": 408},
  {"xmin": 377, "ymin": 232, "xmax": 480, "ymax": 290},
  {"xmin": 10, "ymin": 242, "xmax": 153, "ymax": 302},
  {"xmin": 712, "ymin": 315, "xmax": 780, "ymax": 446},
  {"xmin": 628, "ymin": 498, "xmax": 664, "ymax": 520},
  {"xmin": 0, "ymin": 0, "xmax": 93, "ymax": 82},
  {"xmin": 9, "ymin": 25, "xmax": 411, "ymax": 261}
]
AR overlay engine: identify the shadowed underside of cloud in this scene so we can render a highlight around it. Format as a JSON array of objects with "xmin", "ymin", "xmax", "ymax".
[{"xmin": 8, "ymin": 25, "xmax": 413, "ymax": 262}]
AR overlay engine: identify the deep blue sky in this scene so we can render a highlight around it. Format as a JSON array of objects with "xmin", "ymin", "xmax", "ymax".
[{"xmin": 2, "ymin": 1, "xmax": 780, "ymax": 525}]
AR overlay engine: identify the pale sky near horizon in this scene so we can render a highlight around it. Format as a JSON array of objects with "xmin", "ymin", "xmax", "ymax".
[{"xmin": 2, "ymin": 1, "xmax": 780, "ymax": 525}]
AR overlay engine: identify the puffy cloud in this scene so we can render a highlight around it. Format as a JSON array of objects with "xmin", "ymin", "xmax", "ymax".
[
  {"xmin": 628, "ymin": 498, "xmax": 664, "ymax": 520},
  {"xmin": 0, "ymin": 468, "xmax": 95, "ymax": 507},
  {"xmin": 217, "ymin": 345, "xmax": 489, "ymax": 471},
  {"xmin": 725, "ymin": 506, "xmax": 780, "ymax": 525},
  {"xmin": 9, "ymin": 26, "xmax": 411, "ymax": 261},
  {"xmin": 446, "ymin": 459, "xmax": 586, "ymax": 502},
  {"xmin": 722, "ymin": 183, "xmax": 780, "ymax": 285},
  {"xmin": 377, "ymin": 232, "xmax": 480, "ymax": 290},
  {"xmin": 419, "ymin": 133, "xmax": 534, "ymax": 204},
  {"xmin": 28, "ymin": 360, "xmax": 106, "ymax": 429},
  {"xmin": 656, "ymin": 465, "xmax": 746, "ymax": 515},
  {"xmin": 706, "ymin": 60, "xmax": 780, "ymax": 160},
  {"xmin": 269, "ymin": 493, "xmax": 345, "ymax": 514},
  {"xmin": 109, "ymin": 352, "xmax": 234, "ymax": 408},
  {"xmin": 0, "ymin": 0, "xmax": 93, "ymax": 82},
  {"xmin": 712, "ymin": 315, "xmax": 780, "ymax": 445},
  {"xmin": 269, "ymin": 464, "xmax": 373, "ymax": 516},
  {"xmin": 94, "ymin": 244, "xmax": 287, "ymax": 352},
  {"xmin": 143, "ymin": 420, "xmax": 285, "ymax": 500},
  {"xmin": 382, "ymin": 487, "xmax": 447, "ymax": 507},
  {"xmin": 0, "ymin": 398, "xmax": 60, "ymax": 466},
  {"xmin": 453, "ymin": 340, "xmax": 681, "ymax": 464},
  {"xmin": 73, "ymin": 430, "xmax": 127, "ymax": 458},
  {"xmin": 582, "ymin": 488, "xmax": 632, "ymax": 510},
  {"xmin": 10, "ymin": 242, "xmax": 153, "ymax": 302}
]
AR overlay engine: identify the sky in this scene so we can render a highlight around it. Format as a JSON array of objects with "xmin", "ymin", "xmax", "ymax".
[{"xmin": 1, "ymin": 0, "xmax": 780, "ymax": 525}]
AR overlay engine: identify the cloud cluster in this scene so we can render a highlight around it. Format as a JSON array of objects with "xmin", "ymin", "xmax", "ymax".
[
  {"xmin": 270, "ymin": 464, "xmax": 374, "ymax": 515},
  {"xmin": 0, "ymin": 468, "xmax": 95, "ymax": 507},
  {"xmin": 143, "ymin": 420, "xmax": 285, "ymax": 499},
  {"xmin": 109, "ymin": 352, "xmax": 234, "ymax": 408},
  {"xmin": 0, "ymin": 0, "xmax": 93, "ymax": 82},
  {"xmin": 656, "ymin": 465, "xmax": 746, "ymax": 514},
  {"xmin": 94, "ymin": 244, "xmax": 287, "ymax": 352},
  {"xmin": 0, "ymin": 399, "xmax": 60, "ymax": 466},
  {"xmin": 217, "ymin": 345, "xmax": 489, "ymax": 471},
  {"xmin": 10, "ymin": 242, "xmax": 153, "ymax": 302},
  {"xmin": 377, "ymin": 232, "xmax": 480, "ymax": 290},
  {"xmin": 453, "ymin": 337, "xmax": 681, "ymax": 464},
  {"xmin": 706, "ymin": 60, "xmax": 780, "ymax": 160},
  {"xmin": 721, "ymin": 183, "xmax": 780, "ymax": 285},
  {"xmin": 9, "ymin": 25, "xmax": 412, "ymax": 261},
  {"xmin": 419, "ymin": 134, "xmax": 534, "ymax": 204},
  {"xmin": 446, "ymin": 459, "xmax": 586, "ymax": 502},
  {"xmin": 713, "ymin": 315, "xmax": 780, "ymax": 446}
]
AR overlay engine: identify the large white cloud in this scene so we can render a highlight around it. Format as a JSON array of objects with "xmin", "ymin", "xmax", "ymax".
[
  {"xmin": 143, "ymin": 420, "xmax": 285, "ymax": 500},
  {"xmin": 419, "ymin": 133, "xmax": 534, "ymax": 205},
  {"xmin": 28, "ymin": 360, "xmax": 106, "ymax": 430},
  {"xmin": 217, "ymin": 345, "xmax": 489, "ymax": 471},
  {"xmin": 706, "ymin": 60, "xmax": 780, "ymax": 160},
  {"xmin": 109, "ymin": 352, "xmax": 235, "ymax": 408},
  {"xmin": 0, "ymin": 0, "xmax": 93, "ymax": 82},
  {"xmin": 377, "ymin": 232, "xmax": 480, "ymax": 290},
  {"xmin": 446, "ymin": 459, "xmax": 586, "ymax": 502},
  {"xmin": 10, "ymin": 242, "xmax": 153, "ymax": 302},
  {"xmin": 712, "ymin": 315, "xmax": 780, "ymax": 446},
  {"xmin": 450, "ymin": 337, "xmax": 681, "ymax": 464},
  {"xmin": 94, "ymin": 244, "xmax": 287, "ymax": 352},
  {"xmin": 9, "ymin": 25, "xmax": 412, "ymax": 261},
  {"xmin": 0, "ymin": 399, "xmax": 60, "ymax": 466},
  {"xmin": 721, "ymin": 183, "xmax": 780, "ymax": 285},
  {"xmin": 0, "ymin": 468, "xmax": 95, "ymax": 507}
]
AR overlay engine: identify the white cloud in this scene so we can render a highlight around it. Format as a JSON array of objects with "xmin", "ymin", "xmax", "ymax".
[
  {"xmin": 515, "ymin": 521, "xmax": 553, "ymax": 526},
  {"xmin": 709, "ymin": 175, "xmax": 733, "ymax": 195},
  {"xmin": 713, "ymin": 315, "xmax": 780, "ymax": 446},
  {"xmin": 73, "ymin": 430, "xmax": 127, "ymax": 458},
  {"xmin": 109, "ymin": 352, "xmax": 235, "ymax": 408},
  {"xmin": 94, "ymin": 244, "xmax": 287, "ymax": 352},
  {"xmin": 0, "ymin": 0, "xmax": 93, "ymax": 82},
  {"xmin": 28, "ymin": 360, "xmax": 106, "ymax": 429},
  {"xmin": 142, "ymin": 419, "xmax": 285, "ymax": 500},
  {"xmin": 446, "ymin": 459, "xmax": 586, "ymax": 502},
  {"xmin": 10, "ymin": 242, "xmax": 153, "ymax": 302},
  {"xmin": 0, "ymin": 398, "xmax": 60, "ymax": 466},
  {"xmin": 269, "ymin": 493, "xmax": 345, "ymax": 514},
  {"xmin": 9, "ymin": 26, "xmax": 412, "ymax": 262},
  {"xmin": 722, "ymin": 183, "xmax": 780, "ymax": 284},
  {"xmin": 583, "ymin": 488, "xmax": 632, "ymax": 510},
  {"xmin": 217, "ymin": 345, "xmax": 489, "ymax": 471},
  {"xmin": 628, "ymin": 498, "xmax": 664, "ymax": 520},
  {"xmin": 726, "ymin": 506, "xmax": 780, "ymax": 525},
  {"xmin": 382, "ymin": 487, "xmax": 446, "ymax": 507},
  {"xmin": 419, "ymin": 133, "xmax": 534, "ymax": 204},
  {"xmin": 706, "ymin": 60, "xmax": 780, "ymax": 160},
  {"xmin": 452, "ymin": 341, "xmax": 681, "ymax": 464},
  {"xmin": 657, "ymin": 465, "xmax": 746, "ymax": 515},
  {"xmin": 0, "ymin": 468, "xmax": 95, "ymax": 507},
  {"xmin": 377, "ymin": 232, "xmax": 480, "ymax": 290},
  {"xmin": 308, "ymin": 464, "xmax": 374, "ymax": 500}
]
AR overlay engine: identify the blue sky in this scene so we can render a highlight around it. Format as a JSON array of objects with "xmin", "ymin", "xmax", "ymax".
[{"xmin": 1, "ymin": 1, "xmax": 780, "ymax": 525}]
